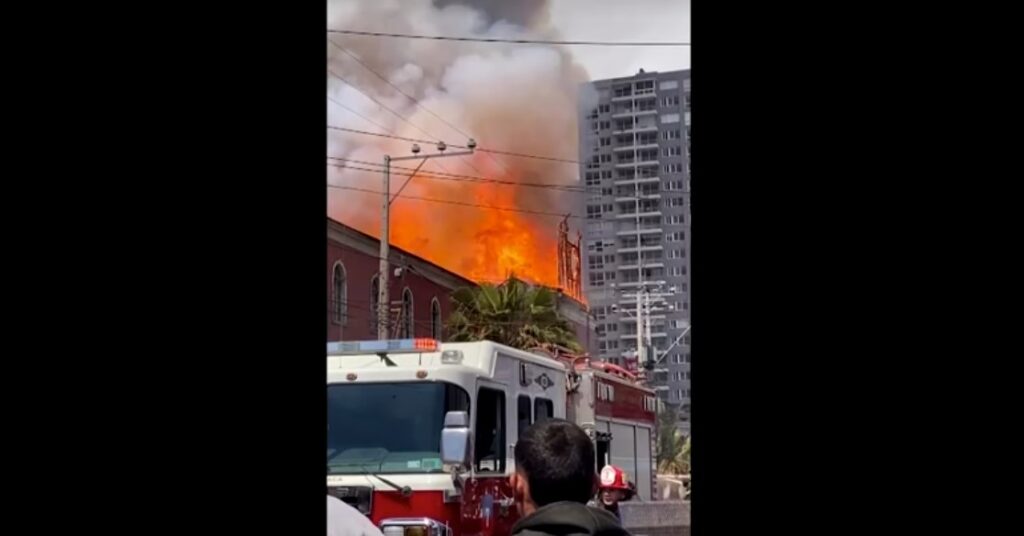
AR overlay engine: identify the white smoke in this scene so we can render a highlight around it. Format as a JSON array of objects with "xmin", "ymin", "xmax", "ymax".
[{"xmin": 327, "ymin": 0, "xmax": 595, "ymax": 243}]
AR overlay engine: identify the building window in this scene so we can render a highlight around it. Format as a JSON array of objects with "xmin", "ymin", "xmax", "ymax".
[
  {"xmin": 660, "ymin": 113, "xmax": 680, "ymax": 124},
  {"xmin": 400, "ymin": 288, "xmax": 414, "ymax": 338},
  {"xmin": 662, "ymin": 95, "xmax": 681, "ymax": 107},
  {"xmin": 664, "ymin": 163, "xmax": 683, "ymax": 173},
  {"xmin": 331, "ymin": 262, "xmax": 347, "ymax": 325},
  {"xmin": 431, "ymin": 298, "xmax": 442, "ymax": 340},
  {"xmin": 659, "ymin": 80, "xmax": 679, "ymax": 91},
  {"xmin": 599, "ymin": 104, "xmax": 610, "ymax": 114},
  {"xmin": 663, "ymin": 146, "xmax": 682, "ymax": 157}
]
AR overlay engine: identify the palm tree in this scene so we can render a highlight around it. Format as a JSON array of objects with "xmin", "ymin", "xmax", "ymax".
[
  {"xmin": 446, "ymin": 277, "xmax": 583, "ymax": 352},
  {"xmin": 657, "ymin": 405, "xmax": 690, "ymax": 474}
]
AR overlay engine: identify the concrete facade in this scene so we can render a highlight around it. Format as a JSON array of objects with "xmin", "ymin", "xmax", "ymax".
[{"xmin": 578, "ymin": 69, "xmax": 692, "ymax": 431}]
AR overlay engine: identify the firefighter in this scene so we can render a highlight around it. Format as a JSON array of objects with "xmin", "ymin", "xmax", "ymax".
[{"xmin": 588, "ymin": 465, "xmax": 634, "ymax": 522}]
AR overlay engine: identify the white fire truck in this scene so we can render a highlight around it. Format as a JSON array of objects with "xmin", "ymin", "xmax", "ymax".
[{"xmin": 327, "ymin": 338, "xmax": 657, "ymax": 536}]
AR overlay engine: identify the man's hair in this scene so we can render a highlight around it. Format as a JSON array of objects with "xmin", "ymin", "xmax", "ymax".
[{"xmin": 514, "ymin": 418, "xmax": 595, "ymax": 506}]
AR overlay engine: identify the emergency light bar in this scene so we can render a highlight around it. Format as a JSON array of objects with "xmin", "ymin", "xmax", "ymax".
[{"xmin": 327, "ymin": 338, "xmax": 439, "ymax": 355}]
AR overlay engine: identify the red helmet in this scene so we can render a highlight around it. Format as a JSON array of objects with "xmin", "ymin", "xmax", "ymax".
[{"xmin": 598, "ymin": 465, "xmax": 631, "ymax": 491}]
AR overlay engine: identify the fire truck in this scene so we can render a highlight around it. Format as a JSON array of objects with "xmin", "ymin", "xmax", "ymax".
[{"xmin": 327, "ymin": 338, "xmax": 658, "ymax": 536}]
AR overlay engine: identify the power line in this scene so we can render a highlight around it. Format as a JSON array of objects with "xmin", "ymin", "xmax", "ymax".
[
  {"xmin": 329, "ymin": 125, "xmax": 440, "ymax": 145},
  {"xmin": 326, "ymin": 183, "xmax": 583, "ymax": 219},
  {"xmin": 327, "ymin": 96, "xmax": 392, "ymax": 135},
  {"xmin": 477, "ymin": 147, "xmax": 579, "ymax": 165},
  {"xmin": 328, "ymin": 157, "xmax": 596, "ymax": 193},
  {"xmin": 328, "ymin": 29, "xmax": 691, "ymax": 47},
  {"xmin": 328, "ymin": 38, "xmax": 514, "ymax": 177},
  {"xmin": 329, "ymin": 161, "xmax": 590, "ymax": 194},
  {"xmin": 325, "ymin": 50, "xmax": 576, "ymax": 165},
  {"xmin": 327, "ymin": 69, "xmax": 439, "ymax": 142},
  {"xmin": 328, "ymin": 40, "xmax": 469, "ymax": 140},
  {"xmin": 327, "ymin": 125, "xmax": 579, "ymax": 164},
  {"xmin": 326, "ymin": 72, "xmax": 458, "ymax": 178},
  {"xmin": 390, "ymin": 157, "xmax": 428, "ymax": 204}
]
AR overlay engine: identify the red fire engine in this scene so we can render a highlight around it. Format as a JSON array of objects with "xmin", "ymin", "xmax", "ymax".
[{"xmin": 327, "ymin": 338, "xmax": 658, "ymax": 536}]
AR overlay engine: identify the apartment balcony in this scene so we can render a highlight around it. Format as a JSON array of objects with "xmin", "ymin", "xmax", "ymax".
[
  {"xmin": 617, "ymin": 244, "xmax": 664, "ymax": 254},
  {"xmin": 616, "ymin": 210, "xmax": 662, "ymax": 219},
  {"xmin": 612, "ymin": 108, "xmax": 658, "ymax": 119},
  {"xmin": 616, "ymin": 226, "xmax": 663, "ymax": 236},
  {"xmin": 620, "ymin": 331, "xmax": 668, "ymax": 340},
  {"xmin": 614, "ymin": 262, "xmax": 663, "ymax": 270},
  {"xmin": 612, "ymin": 125, "xmax": 658, "ymax": 136},
  {"xmin": 615, "ymin": 158, "xmax": 659, "ymax": 169},
  {"xmin": 613, "ymin": 176, "xmax": 660, "ymax": 186},
  {"xmin": 615, "ymin": 193, "xmax": 660, "ymax": 202},
  {"xmin": 612, "ymin": 142, "xmax": 658, "ymax": 152}
]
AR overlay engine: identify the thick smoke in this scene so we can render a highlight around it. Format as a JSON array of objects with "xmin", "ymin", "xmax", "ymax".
[{"xmin": 328, "ymin": 0, "xmax": 595, "ymax": 284}]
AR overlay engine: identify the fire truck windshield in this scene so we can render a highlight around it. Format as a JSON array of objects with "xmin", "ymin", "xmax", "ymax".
[{"xmin": 328, "ymin": 382, "xmax": 470, "ymax": 475}]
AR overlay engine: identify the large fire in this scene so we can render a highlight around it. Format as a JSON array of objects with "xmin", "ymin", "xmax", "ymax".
[
  {"xmin": 386, "ymin": 160, "xmax": 561, "ymax": 288},
  {"xmin": 327, "ymin": 0, "xmax": 594, "ymax": 293}
]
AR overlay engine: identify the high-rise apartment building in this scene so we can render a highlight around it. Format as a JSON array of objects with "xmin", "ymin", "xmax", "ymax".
[{"xmin": 578, "ymin": 69, "xmax": 691, "ymax": 431}]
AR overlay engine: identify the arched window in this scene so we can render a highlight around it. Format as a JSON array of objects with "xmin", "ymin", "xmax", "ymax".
[
  {"xmin": 369, "ymin": 275, "xmax": 380, "ymax": 332},
  {"xmin": 331, "ymin": 262, "xmax": 346, "ymax": 325},
  {"xmin": 430, "ymin": 298, "xmax": 442, "ymax": 340},
  {"xmin": 400, "ymin": 288, "xmax": 414, "ymax": 338}
]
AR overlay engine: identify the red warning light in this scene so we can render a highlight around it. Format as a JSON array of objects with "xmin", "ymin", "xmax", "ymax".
[{"xmin": 413, "ymin": 339, "xmax": 439, "ymax": 351}]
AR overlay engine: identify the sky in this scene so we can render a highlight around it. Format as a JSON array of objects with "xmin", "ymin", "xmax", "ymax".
[{"xmin": 547, "ymin": 0, "xmax": 691, "ymax": 81}]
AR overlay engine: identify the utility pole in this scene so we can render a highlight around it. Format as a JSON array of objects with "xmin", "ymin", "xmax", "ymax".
[
  {"xmin": 377, "ymin": 139, "xmax": 475, "ymax": 339},
  {"xmin": 378, "ymin": 154, "xmax": 391, "ymax": 340},
  {"xmin": 634, "ymin": 146, "xmax": 645, "ymax": 368},
  {"xmin": 644, "ymin": 288, "xmax": 652, "ymax": 364}
]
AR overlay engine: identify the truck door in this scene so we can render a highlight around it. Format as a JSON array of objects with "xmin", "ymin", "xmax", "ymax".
[{"xmin": 461, "ymin": 382, "xmax": 517, "ymax": 536}]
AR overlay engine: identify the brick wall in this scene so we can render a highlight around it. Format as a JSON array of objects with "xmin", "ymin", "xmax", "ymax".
[{"xmin": 620, "ymin": 501, "xmax": 690, "ymax": 536}]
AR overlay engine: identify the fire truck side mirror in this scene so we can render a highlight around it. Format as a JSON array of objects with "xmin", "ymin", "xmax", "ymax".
[{"xmin": 441, "ymin": 411, "xmax": 471, "ymax": 467}]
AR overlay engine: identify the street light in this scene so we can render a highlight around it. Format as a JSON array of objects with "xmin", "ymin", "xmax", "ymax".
[{"xmin": 377, "ymin": 139, "xmax": 476, "ymax": 339}]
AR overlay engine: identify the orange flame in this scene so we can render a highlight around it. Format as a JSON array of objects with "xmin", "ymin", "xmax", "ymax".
[{"xmin": 387, "ymin": 164, "xmax": 560, "ymax": 288}]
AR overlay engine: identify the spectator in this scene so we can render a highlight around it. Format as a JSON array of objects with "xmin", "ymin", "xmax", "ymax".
[{"xmin": 509, "ymin": 419, "xmax": 630, "ymax": 536}]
